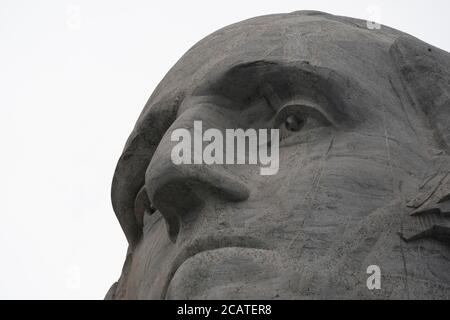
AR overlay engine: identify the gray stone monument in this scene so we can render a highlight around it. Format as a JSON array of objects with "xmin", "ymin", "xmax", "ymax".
[{"xmin": 106, "ymin": 11, "xmax": 450, "ymax": 299}]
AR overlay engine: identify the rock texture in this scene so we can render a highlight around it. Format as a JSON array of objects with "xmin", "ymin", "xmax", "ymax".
[{"xmin": 106, "ymin": 11, "xmax": 450, "ymax": 299}]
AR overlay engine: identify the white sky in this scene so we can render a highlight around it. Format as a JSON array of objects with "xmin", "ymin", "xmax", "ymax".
[{"xmin": 1, "ymin": 0, "xmax": 449, "ymax": 299}]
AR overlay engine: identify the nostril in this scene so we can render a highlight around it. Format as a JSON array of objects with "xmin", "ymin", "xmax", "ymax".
[
  {"xmin": 146, "ymin": 162, "xmax": 250, "ymax": 243},
  {"xmin": 152, "ymin": 179, "xmax": 204, "ymax": 242},
  {"xmin": 134, "ymin": 185, "xmax": 156, "ymax": 231}
]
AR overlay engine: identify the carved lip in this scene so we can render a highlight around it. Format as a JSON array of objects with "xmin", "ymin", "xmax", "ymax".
[{"xmin": 162, "ymin": 235, "xmax": 269, "ymax": 299}]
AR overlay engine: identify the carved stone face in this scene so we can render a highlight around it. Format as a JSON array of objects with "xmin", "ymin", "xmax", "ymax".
[{"xmin": 108, "ymin": 11, "xmax": 450, "ymax": 299}]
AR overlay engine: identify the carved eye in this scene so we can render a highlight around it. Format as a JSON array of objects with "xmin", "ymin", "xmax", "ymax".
[
  {"xmin": 278, "ymin": 114, "xmax": 307, "ymax": 141},
  {"xmin": 273, "ymin": 103, "xmax": 332, "ymax": 143},
  {"xmin": 284, "ymin": 115, "xmax": 305, "ymax": 132}
]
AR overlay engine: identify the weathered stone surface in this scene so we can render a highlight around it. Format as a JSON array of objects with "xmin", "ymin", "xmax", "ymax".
[{"xmin": 106, "ymin": 11, "xmax": 450, "ymax": 299}]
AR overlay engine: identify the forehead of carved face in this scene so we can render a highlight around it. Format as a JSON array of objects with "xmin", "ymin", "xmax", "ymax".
[{"xmin": 110, "ymin": 12, "xmax": 450, "ymax": 299}]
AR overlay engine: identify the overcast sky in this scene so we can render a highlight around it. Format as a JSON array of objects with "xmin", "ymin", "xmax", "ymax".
[{"xmin": 1, "ymin": 0, "xmax": 449, "ymax": 299}]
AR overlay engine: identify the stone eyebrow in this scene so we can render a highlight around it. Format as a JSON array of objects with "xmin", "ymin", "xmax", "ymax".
[{"xmin": 194, "ymin": 60, "xmax": 352, "ymax": 125}]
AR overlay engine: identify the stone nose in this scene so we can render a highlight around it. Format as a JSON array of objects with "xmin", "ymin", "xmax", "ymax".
[{"xmin": 145, "ymin": 106, "xmax": 250, "ymax": 242}]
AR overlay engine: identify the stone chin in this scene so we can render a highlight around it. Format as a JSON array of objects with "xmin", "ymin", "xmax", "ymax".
[{"xmin": 106, "ymin": 11, "xmax": 450, "ymax": 300}]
